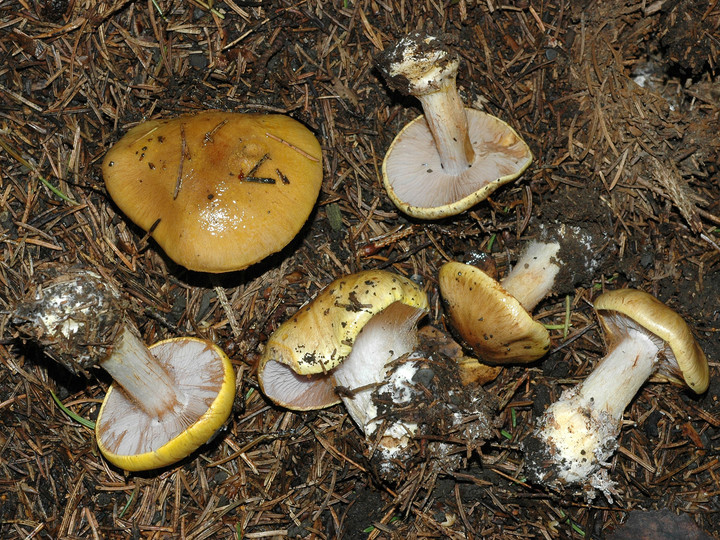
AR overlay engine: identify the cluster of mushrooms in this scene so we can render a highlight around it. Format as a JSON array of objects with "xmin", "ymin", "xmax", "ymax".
[{"xmin": 12, "ymin": 33, "xmax": 709, "ymax": 502}]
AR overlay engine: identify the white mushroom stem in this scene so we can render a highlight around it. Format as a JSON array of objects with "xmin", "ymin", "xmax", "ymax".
[
  {"xmin": 100, "ymin": 326, "xmax": 186, "ymax": 419},
  {"xmin": 16, "ymin": 267, "xmax": 187, "ymax": 421},
  {"xmin": 414, "ymin": 75, "xmax": 474, "ymax": 175},
  {"xmin": 500, "ymin": 240, "xmax": 561, "ymax": 311},
  {"xmin": 331, "ymin": 302, "xmax": 424, "ymax": 433},
  {"xmin": 383, "ymin": 35, "xmax": 474, "ymax": 175},
  {"xmin": 536, "ymin": 322, "xmax": 660, "ymax": 483},
  {"xmin": 571, "ymin": 331, "xmax": 659, "ymax": 421}
]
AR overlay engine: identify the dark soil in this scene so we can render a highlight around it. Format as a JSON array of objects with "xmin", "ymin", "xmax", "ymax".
[{"xmin": 1, "ymin": 0, "xmax": 719, "ymax": 539}]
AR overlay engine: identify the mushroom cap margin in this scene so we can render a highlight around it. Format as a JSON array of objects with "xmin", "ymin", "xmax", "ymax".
[{"xmin": 102, "ymin": 111, "xmax": 323, "ymax": 273}]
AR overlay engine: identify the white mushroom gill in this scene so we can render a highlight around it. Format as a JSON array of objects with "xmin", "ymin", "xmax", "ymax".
[
  {"xmin": 100, "ymin": 327, "xmax": 186, "ymax": 418},
  {"xmin": 259, "ymin": 360, "xmax": 337, "ymax": 409},
  {"xmin": 384, "ymin": 110, "xmax": 531, "ymax": 208}
]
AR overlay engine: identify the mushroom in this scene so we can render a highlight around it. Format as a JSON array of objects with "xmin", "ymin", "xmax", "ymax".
[
  {"xmin": 376, "ymin": 33, "xmax": 532, "ymax": 219},
  {"xmin": 439, "ymin": 224, "xmax": 600, "ymax": 363},
  {"xmin": 257, "ymin": 269, "xmax": 429, "ymax": 426},
  {"xmin": 258, "ymin": 269, "xmax": 498, "ymax": 479},
  {"xmin": 103, "ymin": 111, "xmax": 323, "ymax": 273},
  {"xmin": 523, "ymin": 288, "xmax": 709, "ymax": 500},
  {"xmin": 13, "ymin": 264, "xmax": 236, "ymax": 471}
]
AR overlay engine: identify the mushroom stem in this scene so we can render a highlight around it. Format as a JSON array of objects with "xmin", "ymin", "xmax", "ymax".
[
  {"xmin": 524, "ymin": 289, "xmax": 709, "ymax": 500},
  {"xmin": 500, "ymin": 240, "xmax": 561, "ymax": 311},
  {"xmin": 331, "ymin": 302, "xmax": 425, "ymax": 432},
  {"xmin": 12, "ymin": 265, "xmax": 186, "ymax": 421},
  {"xmin": 415, "ymin": 77, "xmax": 475, "ymax": 175},
  {"xmin": 379, "ymin": 33, "xmax": 475, "ymax": 175},
  {"xmin": 570, "ymin": 330, "xmax": 658, "ymax": 421},
  {"xmin": 530, "ymin": 325, "xmax": 659, "ymax": 484},
  {"xmin": 100, "ymin": 326, "xmax": 186, "ymax": 419}
]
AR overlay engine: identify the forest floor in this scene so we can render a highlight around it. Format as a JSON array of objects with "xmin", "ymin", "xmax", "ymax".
[{"xmin": 1, "ymin": 0, "xmax": 719, "ymax": 538}]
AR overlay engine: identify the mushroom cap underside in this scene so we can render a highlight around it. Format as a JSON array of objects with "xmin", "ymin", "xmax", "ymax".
[
  {"xmin": 382, "ymin": 109, "xmax": 532, "ymax": 219},
  {"xmin": 103, "ymin": 111, "xmax": 323, "ymax": 273},
  {"xmin": 438, "ymin": 261, "xmax": 550, "ymax": 363},
  {"xmin": 258, "ymin": 270, "xmax": 429, "ymax": 409},
  {"xmin": 594, "ymin": 288, "xmax": 709, "ymax": 393},
  {"xmin": 96, "ymin": 337, "xmax": 236, "ymax": 471}
]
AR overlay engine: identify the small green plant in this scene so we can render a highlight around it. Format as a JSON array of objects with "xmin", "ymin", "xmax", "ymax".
[
  {"xmin": 119, "ymin": 492, "xmax": 134, "ymax": 518},
  {"xmin": 50, "ymin": 390, "xmax": 95, "ymax": 429},
  {"xmin": 486, "ymin": 233, "xmax": 497, "ymax": 252},
  {"xmin": 0, "ymin": 137, "xmax": 78, "ymax": 205},
  {"xmin": 363, "ymin": 516, "xmax": 400, "ymax": 533},
  {"xmin": 558, "ymin": 509, "xmax": 585, "ymax": 536}
]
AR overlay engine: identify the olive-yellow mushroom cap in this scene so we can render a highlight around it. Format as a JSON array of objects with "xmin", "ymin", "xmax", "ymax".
[
  {"xmin": 103, "ymin": 111, "xmax": 323, "ymax": 273},
  {"xmin": 594, "ymin": 288, "xmax": 709, "ymax": 393},
  {"xmin": 438, "ymin": 261, "xmax": 550, "ymax": 363},
  {"xmin": 258, "ymin": 270, "xmax": 429, "ymax": 410},
  {"xmin": 96, "ymin": 337, "xmax": 236, "ymax": 471}
]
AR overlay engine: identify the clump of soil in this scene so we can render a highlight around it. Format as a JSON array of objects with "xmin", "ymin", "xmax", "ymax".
[
  {"xmin": 367, "ymin": 328, "xmax": 499, "ymax": 484},
  {"xmin": 13, "ymin": 263, "xmax": 126, "ymax": 376}
]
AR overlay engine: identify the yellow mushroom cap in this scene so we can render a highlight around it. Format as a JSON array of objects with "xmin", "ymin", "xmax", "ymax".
[
  {"xmin": 382, "ymin": 110, "xmax": 532, "ymax": 219},
  {"xmin": 258, "ymin": 270, "xmax": 429, "ymax": 410},
  {"xmin": 594, "ymin": 288, "xmax": 709, "ymax": 393},
  {"xmin": 96, "ymin": 337, "xmax": 236, "ymax": 471},
  {"xmin": 103, "ymin": 111, "xmax": 323, "ymax": 273},
  {"xmin": 438, "ymin": 261, "xmax": 550, "ymax": 363}
]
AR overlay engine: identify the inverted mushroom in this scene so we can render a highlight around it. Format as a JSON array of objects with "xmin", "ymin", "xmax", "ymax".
[
  {"xmin": 13, "ymin": 264, "xmax": 236, "ymax": 471},
  {"xmin": 103, "ymin": 111, "xmax": 323, "ymax": 273},
  {"xmin": 377, "ymin": 33, "xmax": 533, "ymax": 219},
  {"xmin": 438, "ymin": 224, "xmax": 599, "ymax": 363},
  {"xmin": 258, "ymin": 269, "xmax": 429, "ymax": 420},
  {"xmin": 523, "ymin": 288, "xmax": 709, "ymax": 500},
  {"xmin": 258, "ymin": 269, "xmax": 498, "ymax": 476}
]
